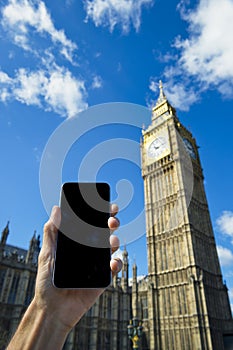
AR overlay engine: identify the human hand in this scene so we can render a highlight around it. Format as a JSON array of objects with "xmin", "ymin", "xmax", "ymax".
[
  {"xmin": 7, "ymin": 205, "xmax": 122, "ymax": 350},
  {"xmin": 34, "ymin": 205, "xmax": 122, "ymax": 332}
]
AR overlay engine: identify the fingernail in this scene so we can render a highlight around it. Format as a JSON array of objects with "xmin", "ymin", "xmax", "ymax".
[{"xmin": 115, "ymin": 258, "xmax": 122, "ymax": 273}]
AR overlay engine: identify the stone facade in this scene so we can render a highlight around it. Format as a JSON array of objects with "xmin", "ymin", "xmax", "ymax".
[
  {"xmin": 1, "ymin": 84, "xmax": 233, "ymax": 349},
  {"xmin": 141, "ymin": 82, "xmax": 233, "ymax": 349},
  {"xmin": 0, "ymin": 227, "xmax": 40, "ymax": 349}
]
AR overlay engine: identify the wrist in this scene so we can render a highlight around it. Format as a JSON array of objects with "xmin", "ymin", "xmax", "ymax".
[
  {"xmin": 33, "ymin": 297, "xmax": 70, "ymax": 331},
  {"xmin": 7, "ymin": 298, "xmax": 70, "ymax": 350}
]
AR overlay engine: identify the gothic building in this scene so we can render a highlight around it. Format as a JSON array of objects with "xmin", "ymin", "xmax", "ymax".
[
  {"xmin": 0, "ymin": 225, "xmax": 40, "ymax": 349},
  {"xmin": 1, "ymin": 84, "xmax": 233, "ymax": 349},
  {"xmin": 140, "ymin": 82, "xmax": 233, "ymax": 349}
]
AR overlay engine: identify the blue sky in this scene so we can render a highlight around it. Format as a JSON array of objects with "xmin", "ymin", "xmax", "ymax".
[{"xmin": 0, "ymin": 0, "xmax": 233, "ymax": 310}]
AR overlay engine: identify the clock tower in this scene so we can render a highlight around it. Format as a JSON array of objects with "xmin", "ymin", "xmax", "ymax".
[{"xmin": 141, "ymin": 81, "xmax": 233, "ymax": 349}]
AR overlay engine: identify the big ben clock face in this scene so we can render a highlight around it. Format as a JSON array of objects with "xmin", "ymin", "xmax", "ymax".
[
  {"xmin": 147, "ymin": 136, "xmax": 168, "ymax": 159},
  {"xmin": 183, "ymin": 138, "xmax": 196, "ymax": 159}
]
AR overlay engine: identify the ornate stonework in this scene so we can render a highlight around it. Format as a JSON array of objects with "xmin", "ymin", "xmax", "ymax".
[{"xmin": 141, "ymin": 81, "xmax": 233, "ymax": 349}]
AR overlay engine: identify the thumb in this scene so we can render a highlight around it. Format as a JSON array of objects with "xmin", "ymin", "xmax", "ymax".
[
  {"xmin": 50, "ymin": 205, "xmax": 61, "ymax": 229},
  {"xmin": 41, "ymin": 206, "xmax": 61, "ymax": 256}
]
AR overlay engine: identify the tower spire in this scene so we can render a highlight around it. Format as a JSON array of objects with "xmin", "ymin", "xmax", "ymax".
[
  {"xmin": 132, "ymin": 258, "xmax": 138, "ymax": 319},
  {"xmin": 151, "ymin": 79, "xmax": 177, "ymax": 122},
  {"xmin": 26, "ymin": 230, "xmax": 40, "ymax": 264},
  {"xmin": 156, "ymin": 80, "xmax": 167, "ymax": 105},
  {"xmin": 1, "ymin": 221, "xmax": 9, "ymax": 246},
  {"xmin": 121, "ymin": 244, "xmax": 129, "ymax": 292}
]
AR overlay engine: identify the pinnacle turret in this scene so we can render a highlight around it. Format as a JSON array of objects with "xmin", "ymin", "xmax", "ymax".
[
  {"xmin": 1, "ymin": 221, "xmax": 9, "ymax": 246},
  {"xmin": 156, "ymin": 80, "xmax": 167, "ymax": 105}
]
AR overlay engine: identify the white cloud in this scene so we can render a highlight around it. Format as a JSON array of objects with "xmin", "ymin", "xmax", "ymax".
[
  {"xmin": 149, "ymin": 79, "xmax": 157, "ymax": 93},
  {"xmin": 84, "ymin": 0, "xmax": 154, "ymax": 33},
  {"xmin": 0, "ymin": 71, "xmax": 12, "ymax": 84},
  {"xmin": 117, "ymin": 62, "xmax": 122, "ymax": 72},
  {"xmin": 65, "ymin": 0, "xmax": 74, "ymax": 7},
  {"xmin": 0, "ymin": 72, "xmax": 12, "ymax": 102},
  {"xmin": 91, "ymin": 75, "xmax": 102, "ymax": 89},
  {"xmin": 0, "ymin": 1, "xmax": 90, "ymax": 117},
  {"xmin": 163, "ymin": 80, "xmax": 198, "ymax": 111},
  {"xmin": 94, "ymin": 51, "xmax": 102, "ymax": 58},
  {"xmin": 1, "ymin": 0, "xmax": 77, "ymax": 63},
  {"xmin": 217, "ymin": 246, "xmax": 233, "ymax": 267},
  {"xmin": 157, "ymin": 0, "xmax": 233, "ymax": 110},
  {"xmin": 0, "ymin": 89, "xmax": 11, "ymax": 102},
  {"xmin": 149, "ymin": 77, "xmax": 198, "ymax": 111},
  {"xmin": 14, "ymin": 68, "xmax": 47, "ymax": 106},
  {"xmin": 45, "ymin": 69, "xmax": 87, "ymax": 117},
  {"xmin": 33, "ymin": 146, "xmax": 41, "ymax": 162},
  {"xmin": 217, "ymin": 211, "xmax": 233, "ymax": 242},
  {"xmin": 0, "ymin": 67, "xmax": 88, "ymax": 118},
  {"xmin": 176, "ymin": 0, "xmax": 233, "ymax": 85}
]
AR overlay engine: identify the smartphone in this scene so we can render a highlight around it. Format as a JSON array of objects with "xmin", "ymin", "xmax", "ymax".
[{"xmin": 53, "ymin": 182, "xmax": 111, "ymax": 288}]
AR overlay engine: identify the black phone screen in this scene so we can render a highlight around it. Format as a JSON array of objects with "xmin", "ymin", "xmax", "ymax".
[{"xmin": 53, "ymin": 182, "xmax": 111, "ymax": 288}]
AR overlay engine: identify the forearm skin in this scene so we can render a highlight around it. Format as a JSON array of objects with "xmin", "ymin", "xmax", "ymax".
[{"xmin": 7, "ymin": 298, "xmax": 70, "ymax": 350}]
